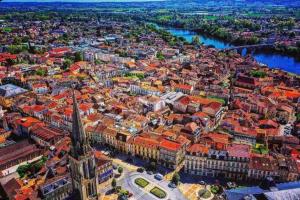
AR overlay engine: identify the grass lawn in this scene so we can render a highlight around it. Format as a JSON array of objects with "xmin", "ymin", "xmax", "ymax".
[
  {"xmin": 198, "ymin": 189, "xmax": 211, "ymax": 199},
  {"xmin": 134, "ymin": 178, "xmax": 149, "ymax": 188},
  {"xmin": 2, "ymin": 27, "xmax": 12, "ymax": 33},
  {"xmin": 150, "ymin": 187, "xmax": 167, "ymax": 199},
  {"xmin": 207, "ymin": 96, "xmax": 226, "ymax": 105}
]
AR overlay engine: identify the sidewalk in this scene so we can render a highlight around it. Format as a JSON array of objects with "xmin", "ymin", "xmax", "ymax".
[{"xmin": 112, "ymin": 158, "xmax": 138, "ymax": 172}]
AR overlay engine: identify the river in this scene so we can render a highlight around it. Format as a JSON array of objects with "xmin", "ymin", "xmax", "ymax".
[{"xmin": 164, "ymin": 27, "xmax": 300, "ymax": 75}]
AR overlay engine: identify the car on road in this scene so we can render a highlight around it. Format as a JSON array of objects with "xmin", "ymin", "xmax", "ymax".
[
  {"xmin": 137, "ymin": 167, "xmax": 145, "ymax": 173},
  {"xmin": 227, "ymin": 182, "xmax": 237, "ymax": 189},
  {"xmin": 199, "ymin": 180, "xmax": 206, "ymax": 185},
  {"xmin": 154, "ymin": 173, "xmax": 163, "ymax": 180},
  {"xmin": 147, "ymin": 171, "xmax": 153, "ymax": 175},
  {"xmin": 168, "ymin": 182, "xmax": 176, "ymax": 188}
]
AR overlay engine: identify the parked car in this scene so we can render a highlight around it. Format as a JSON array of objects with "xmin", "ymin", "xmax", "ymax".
[
  {"xmin": 113, "ymin": 164, "xmax": 118, "ymax": 170},
  {"xmin": 199, "ymin": 180, "xmax": 206, "ymax": 185},
  {"xmin": 137, "ymin": 167, "xmax": 145, "ymax": 173},
  {"xmin": 147, "ymin": 171, "xmax": 153, "ymax": 175},
  {"xmin": 154, "ymin": 173, "xmax": 163, "ymax": 181},
  {"xmin": 168, "ymin": 182, "xmax": 176, "ymax": 188},
  {"xmin": 227, "ymin": 182, "xmax": 237, "ymax": 189}
]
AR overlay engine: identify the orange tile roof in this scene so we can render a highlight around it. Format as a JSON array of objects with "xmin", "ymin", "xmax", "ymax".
[
  {"xmin": 133, "ymin": 136, "xmax": 159, "ymax": 149},
  {"xmin": 15, "ymin": 117, "xmax": 43, "ymax": 128},
  {"xmin": 206, "ymin": 132, "xmax": 230, "ymax": 145},
  {"xmin": 187, "ymin": 144, "xmax": 209, "ymax": 154},
  {"xmin": 159, "ymin": 139, "xmax": 181, "ymax": 151}
]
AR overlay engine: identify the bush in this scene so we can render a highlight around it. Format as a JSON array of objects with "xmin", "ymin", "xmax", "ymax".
[
  {"xmin": 210, "ymin": 185, "xmax": 220, "ymax": 194},
  {"xmin": 250, "ymin": 70, "xmax": 267, "ymax": 78},
  {"xmin": 150, "ymin": 187, "xmax": 167, "ymax": 199},
  {"xmin": 17, "ymin": 163, "xmax": 32, "ymax": 178},
  {"xmin": 134, "ymin": 178, "xmax": 149, "ymax": 188}
]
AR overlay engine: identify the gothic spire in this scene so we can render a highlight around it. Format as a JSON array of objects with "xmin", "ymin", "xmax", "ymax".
[{"xmin": 70, "ymin": 89, "xmax": 90, "ymax": 158}]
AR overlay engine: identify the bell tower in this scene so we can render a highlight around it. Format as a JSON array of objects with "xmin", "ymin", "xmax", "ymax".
[{"xmin": 69, "ymin": 89, "xmax": 99, "ymax": 200}]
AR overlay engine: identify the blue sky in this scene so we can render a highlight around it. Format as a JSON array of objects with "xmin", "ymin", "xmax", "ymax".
[{"xmin": 3, "ymin": 0, "xmax": 164, "ymax": 2}]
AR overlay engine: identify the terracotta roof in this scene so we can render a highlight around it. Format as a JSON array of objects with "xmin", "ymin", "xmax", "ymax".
[
  {"xmin": 259, "ymin": 119, "xmax": 279, "ymax": 128},
  {"xmin": 31, "ymin": 125, "xmax": 63, "ymax": 142},
  {"xmin": 133, "ymin": 136, "xmax": 159, "ymax": 149},
  {"xmin": 205, "ymin": 132, "xmax": 230, "ymax": 144},
  {"xmin": 227, "ymin": 144, "xmax": 250, "ymax": 158},
  {"xmin": 0, "ymin": 53, "xmax": 17, "ymax": 62},
  {"xmin": 2, "ymin": 178, "xmax": 21, "ymax": 199},
  {"xmin": 187, "ymin": 144, "xmax": 209, "ymax": 154},
  {"xmin": 15, "ymin": 117, "xmax": 43, "ymax": 128},
  {"xmin": 249, "ymin": 154, "xmax": 278, "ymax": 171},
  {"xmin": 159, "ymin": 139, "xmax": 181, "ymax": 151}
]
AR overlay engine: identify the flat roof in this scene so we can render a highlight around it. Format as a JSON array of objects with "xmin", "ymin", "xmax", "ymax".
[{"xmin": 0, "ymin": 84, "xmax": 27, "ymax": 97}]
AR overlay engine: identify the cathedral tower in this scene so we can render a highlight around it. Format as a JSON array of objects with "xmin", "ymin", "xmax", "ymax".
[{"xmin": 69, "ymin": 90, "xmax": 99, "ymax": 200}]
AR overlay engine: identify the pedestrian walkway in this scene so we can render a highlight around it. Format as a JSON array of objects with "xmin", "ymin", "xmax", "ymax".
[
  {"xmin": 179, "ymin": 183, "xmax": 202, "ymax": 200},
  {"xmin": 164, "ymin": 162, "xmax": 184, "ymax": 181},
  {"xmin": 112, "ymin": 158, "xmax": 138, "ymax": 172},
  {"xmin": 101, "ymin": 193, "xmax": 118, "ymax": 200}
]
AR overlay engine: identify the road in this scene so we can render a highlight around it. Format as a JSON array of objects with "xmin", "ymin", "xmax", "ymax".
[
  {"xmin": 99, "ymin": 167, "xmax": 187, "ymax": 200},
  {"xmin": 120, "ymin": 171, "xmax": 186, "ymax": 200}
]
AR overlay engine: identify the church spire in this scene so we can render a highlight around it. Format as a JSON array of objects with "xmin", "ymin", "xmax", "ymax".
[{"xmin": 70, "ymin": 89, "xmax": 91, "ymax": 159}]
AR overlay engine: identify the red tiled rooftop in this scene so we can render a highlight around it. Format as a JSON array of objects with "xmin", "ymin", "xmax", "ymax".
[
  {"xmin": 15, "ymin": 117, "xmax": 43, "ymax": 128},
  {"xmin": 159, "ymin": 139, "xmax": 181, "ymax": 151},
  {"xmin": 187, "ymin": 144, "xmax": 209, "ymax": 154},
  {"xmin": 133, "ymin": 136, "xmax": 159, "ymax": 149}
]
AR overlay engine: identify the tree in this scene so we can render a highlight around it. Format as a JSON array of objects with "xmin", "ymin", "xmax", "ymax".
[
  {"xmin": 149, "ymin": 161, "xmax": 157, "ymax": 171},
  {"xmin": 191, "ymin": 35, "xmax": 201, "ymax": 46},
  {"xmin": 111, "ymin": 178, "xmax": 117, "ymax": 188},
  {"xmin": 62, "ymin": 59, "xmax": 72, "ymax": 70},
  {"xmin": 13, "ymin": 36, "xmax": 22, "ymax": 45},
  {"xmin": 5, "ymin": 58, "xmax": 15, "ymax": 68},
  {"xmin": 172, "ymin": 172, "xmax": 180, "ymax": 185},
  {"xmin": 74, "ymin": 51, "xmax": 83, "ymax": 62},
  {"xmin": 156, "ymin": 51, "xmax": 164, "ymax": 60},
  {"xmin": 36, "ymin": 69, "xmax": 46, "ymax": 76},
  {"xmin": 118, "ymin": 166, "xmax": 123, "ymax": 174}
]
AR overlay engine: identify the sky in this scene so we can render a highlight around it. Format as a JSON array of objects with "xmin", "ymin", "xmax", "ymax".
[{"xmin": 3, "ymin": 0, "xmax": 165, "ymax": 2}]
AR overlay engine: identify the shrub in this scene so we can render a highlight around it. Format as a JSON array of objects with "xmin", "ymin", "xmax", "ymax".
[
  {"xmin": 198, "ymin": 189, "xmax": 211, "ymax": 199},
  {"xmin": 210, "ymin": 185, "xmax": 220, "ymax": 194},
  {"xmin": 172, "ymin": 172, "xmax": 180, "ymax": 185}
]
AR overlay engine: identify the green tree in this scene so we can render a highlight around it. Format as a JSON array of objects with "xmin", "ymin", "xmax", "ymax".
[
  {"xmin": 172, "ymin": 172, "xmax": 180, "ymax": 185},
  {"xmin": 62, "ymin": 59, "xmax": 72, "ymax": 70},
  {"xmin": 74, "ymin": 52, "xmax": 83, "ymax": 62},
  {"xmin": 191, "ymin": 36, "xmax": 201, "ymax": 45},
  {"xmin": 156, "ymin": 51, "xmax": 164, "ymax": 60},
  {"xmin": 17, "ymin": 163, "xmax": 32, "ymax": 178},
  {"xmin": 111, "ymin": 178, "xmax": 117, "ymax": 188},
  {"xmin": 118, "ymin": 167, "xmax": 123, "ymax": 174},
  {"xmin": 13, "ymin": 36, "xmax": 22, "ymax": 45},
  {"xmin": 36, "ymin": 69, "xmax": 46, "ymax": 76}
]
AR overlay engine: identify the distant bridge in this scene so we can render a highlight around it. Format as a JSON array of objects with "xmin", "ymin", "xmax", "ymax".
[{"xmin": 222, "ymin": 43, "xmax": 274, "ymax": 53}]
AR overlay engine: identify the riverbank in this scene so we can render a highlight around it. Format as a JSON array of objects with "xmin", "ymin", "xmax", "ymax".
[{"xmin": 157, "ymin": 25, "xmax": 300, "ymax": 74}]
